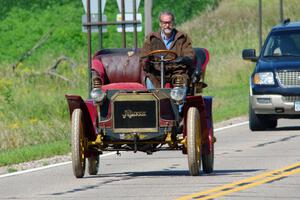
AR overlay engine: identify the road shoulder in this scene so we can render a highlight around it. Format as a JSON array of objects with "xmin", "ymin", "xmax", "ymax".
[{"xmin": 0, "ymin": 116, "xmax": 248, "ymax": 175}]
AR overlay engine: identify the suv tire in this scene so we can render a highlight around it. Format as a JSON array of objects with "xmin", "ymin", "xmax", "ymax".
[
  {"xmin": 265, "ymin": 118, "xmax": 277, "ymax": 129},
  {"xmin": 249, "ymin": 104, "xmax": 267, "ymax": 131},
  {"xmin": 249, "ymin": 105, "xmax": 277, "ymax": 131}
]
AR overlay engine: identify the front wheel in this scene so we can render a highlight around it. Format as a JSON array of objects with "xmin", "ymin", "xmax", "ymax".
[
  {"xmin": 88, "ymin": 155, "xmax": 99, "ymax": 175},
  {"xmin": 202, "ymin": 128, "xmax": 214, "ymax": 173},
  {"xmin": 187, "ymin": 107, "xmax": 202, "ymax": 176},
  {"xmin": 71, "ymin": 109, "xmax": 86, "ymax": 178},
  {"xmin": 202, "ymin": 143, "xmax": 214, "ymax": 173},
  {"xmin": 249, "ymin": 104, "xmax": 277, "ymax": 131},
  {"xmin": 249, "ymin": 104, "xmax": 266, "ymax": 131},
  {"xmin": 265, "ymin": 118, "xmax": 277, "ymax": 129}
]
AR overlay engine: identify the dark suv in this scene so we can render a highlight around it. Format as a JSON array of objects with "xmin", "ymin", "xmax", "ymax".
[{"xmin": 243, "ymin": 19, "xmax": 300, "ymax": 131}]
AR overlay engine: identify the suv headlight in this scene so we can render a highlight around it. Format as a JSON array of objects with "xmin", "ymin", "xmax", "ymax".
[
  {"xmin": 170, "ymin": 87, "xmax": 186, "ymax": 102},
  {"xmin": 90, "ymin": 88, "xmax": 106, "ymax": 103},
  {"xmin": 253, "ymin": 72, "xmax": 275, "ymax": 85}
]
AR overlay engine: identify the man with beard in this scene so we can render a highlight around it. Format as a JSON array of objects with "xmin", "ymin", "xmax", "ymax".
[{"xmin": 140, "ymin": 11, "xmax": 195, "ymax": 113}]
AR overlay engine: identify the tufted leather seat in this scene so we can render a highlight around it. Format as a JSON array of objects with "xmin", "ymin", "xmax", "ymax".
[
  {"xmin": 92, "ymin": 49, "xmax": 145, "ymax": 84},
  {"xmin": 91, "ymin": 48, "xmax": 209, "ymax": 91}
]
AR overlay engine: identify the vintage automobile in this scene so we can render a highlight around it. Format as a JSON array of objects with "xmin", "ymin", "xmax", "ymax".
[
  {"xmin": 243, "ymin": 19, "xmax": 300, "ymax": 131},
  {"xmin": 65, "ymin": 47, "xmax": 215, "ymax": 178}
]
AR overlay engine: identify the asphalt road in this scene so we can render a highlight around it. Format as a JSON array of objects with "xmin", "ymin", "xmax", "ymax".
[{"xmin": 0, "ymin": 119, "xmax": 300, "ymax": 200}]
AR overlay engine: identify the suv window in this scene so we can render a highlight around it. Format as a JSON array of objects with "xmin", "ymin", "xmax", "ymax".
[{"xmin": 263, "ymin": 30, "xmax": 300, "ymax": 57}]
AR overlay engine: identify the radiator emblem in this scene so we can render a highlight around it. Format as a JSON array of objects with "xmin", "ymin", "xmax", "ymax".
[{"xmin": 122, "ymin": 110, "xmax": 147, "ymax": 119}]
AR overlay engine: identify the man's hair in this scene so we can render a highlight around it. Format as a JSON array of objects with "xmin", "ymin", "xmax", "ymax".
[{"xmin": 159, "ymin": 11, "xmax": 175, "ymax": 24}]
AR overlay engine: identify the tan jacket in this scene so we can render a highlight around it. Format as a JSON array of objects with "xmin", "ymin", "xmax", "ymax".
[{"xmin": 140, "ymin": 29, "xmax": 195, "ymax": 87}]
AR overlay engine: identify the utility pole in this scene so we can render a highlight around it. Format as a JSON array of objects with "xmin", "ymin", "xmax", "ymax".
[
  {"xmin": 258, "ymin": 0, "xmax": 284, "ymax": 51},
  {"xmin": 144, "ymin": 0, "xmax": 153, "ymax": 36},
  {"xmin": 87, "ymin": 0, "xmax": 92, "ymax": 95},
  {"xmin": 258, "ymin": 0, "xmax": 262, "ymax": 51},
  {"xmin": 279, "ymin": 0, "xmax": 284, "ymax": 22},
  {"xmin": 98, "ymin": 0, "xmax": 103, "ymax": 49}
]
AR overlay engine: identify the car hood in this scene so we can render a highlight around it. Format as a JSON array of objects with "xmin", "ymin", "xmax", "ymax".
[{"xmin": 257, "ymin": 57, "xmax": 300, "ymax": 72}]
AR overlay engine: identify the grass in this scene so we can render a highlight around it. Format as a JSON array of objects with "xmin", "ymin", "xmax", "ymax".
[
  {"xmin": 206, "ymin": 84, "xmax": 249, "ymax": 122},
  {"xmin": 0, "ymin": 0, "xmax": 217, "ymax": 167},
  {"xmin": 181, "ymin": 0, "xmax": 300, "ymax": 121},
  {"xmin": 0, "ymin": 140, "xmax": 70, "ymax": 166},
  {"xmin": 2, "ymin": 0, "xmax": 300, "ymax": 167}
]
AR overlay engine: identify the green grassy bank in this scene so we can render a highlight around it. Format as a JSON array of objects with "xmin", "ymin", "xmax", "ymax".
[
  {"xmin": 0, "ymin": 0, "xmax": 217, "ymax": 166},
  {"xmin": 2, "ymin": 0, "xmax": 300, "ymax": 167},
  {"xmin": 181, "ymin": 0, "xmax": 300, "ymax": 120}
]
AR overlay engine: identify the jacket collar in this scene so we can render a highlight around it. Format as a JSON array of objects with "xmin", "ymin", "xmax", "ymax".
[{"xmin": 150, "ymin": 29, "xmax": 184, "ymax": 41}]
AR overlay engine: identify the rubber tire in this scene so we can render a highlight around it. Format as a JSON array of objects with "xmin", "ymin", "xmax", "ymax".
[
  {"xmin": 71, "ymin": 109, "xmax": 86, "ymax": 178},
  {"xmin": 187, "ymin": 107, "xmax": 202, "ymax": 176},
  {"xmin": 266, "ymin": 119, "xmax": 277, "ymax": 129},
  {"xmin": 88, "ymin": 155, "xmax": 99, "ymax": 175},
  {"xmin": 202, "ymin": 130, "xmax": 214, "ymax": 174},
  {"xmin": 249, "ymin": 104, "xmax": 266, "ymax": 131}
]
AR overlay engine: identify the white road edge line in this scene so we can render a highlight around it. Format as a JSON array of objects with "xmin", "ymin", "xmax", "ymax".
[
  {"xmin": 215, "ymin": 121, "xmax": 249, "ymax": 132},
  {"xmin": 0, "ymin": 121, "xmax": 249, "ymax": 178},
  {"xmin": 0, "ymin": 152, "xmax": 116, "ymax": 178}
]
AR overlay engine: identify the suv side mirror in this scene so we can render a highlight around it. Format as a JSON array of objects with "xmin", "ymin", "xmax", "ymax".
[{"xmin": 242, "ymin": 49, "xmax": 258, "ymax": 62}]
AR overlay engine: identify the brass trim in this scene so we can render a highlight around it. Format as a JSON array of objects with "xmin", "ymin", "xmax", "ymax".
[{"xmin": 114, "ymin": 128, "xmax": 158, "ymax": 133}]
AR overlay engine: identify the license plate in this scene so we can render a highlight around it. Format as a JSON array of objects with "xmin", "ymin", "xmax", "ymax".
[{"xmin": 295, "ymin": 101, "xmax": 300, "ymax": 111}]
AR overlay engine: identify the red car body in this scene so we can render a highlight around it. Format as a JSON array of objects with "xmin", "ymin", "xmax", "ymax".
[{"xmin": 66, "ymin": 47, "xmax": 215, "ymax": 177}]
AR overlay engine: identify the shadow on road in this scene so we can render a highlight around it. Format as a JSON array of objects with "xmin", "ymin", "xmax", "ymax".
[
  {"xmin": 50, "ymin": 169, "xmax": 263, "ymax": 196},
  {"xmin": 85, "ymin": 168, "xmax": 262, "ymax": 178},
  {"xmin": 269, "ymin": 126, "xmax": 300, "ymax": 131},
  {"xmin": 253, "ymin": 135, "xmax": 299, "ymax": 148}
]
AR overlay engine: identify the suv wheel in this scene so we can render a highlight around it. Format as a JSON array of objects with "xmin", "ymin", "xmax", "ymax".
[
  {"xmin": 249, "ymin": 105, "xmax": 277, "ymax": 131},
  {"xmin": 265, "ymin": 118, "xmax": 277, "ymax": 129},
  {"xmin": 249, "ymin": 104, "xmax": 267, "ymax": 131}
]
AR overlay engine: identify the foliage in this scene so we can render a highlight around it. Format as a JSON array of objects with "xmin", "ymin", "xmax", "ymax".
[
  {"xmin": 179, "ymin": 0, "xmax": 300, "ymax": 121},
  {"xmin": 3, "ymin": 0, "xmax": 299, "ymax": 165},
  {"xmin": 0, "ymin": 3, "xmax": 85, "ymax": 65},
  {"xmin": 152, "ymin": 0, "xmax": 219, "ymax": 31},
  {"xmin": 0, "ymin": 0, "xmax": 218, "ymax": 65},
  {"xmin": 0, "ymin": 0, "xmax": 80, "ymax": 20},
  {"xmin": 0, "ymin": 0, "xmax": 217, "ymax": 162},
  {"xmin": 0, "ymin": 140, "xmax": 69, "ymax": 166}
]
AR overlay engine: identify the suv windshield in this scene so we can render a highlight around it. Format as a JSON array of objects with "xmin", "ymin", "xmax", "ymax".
[{"xmin": 263, "ymin": 30, "xmax": 300, "ymax": 57}]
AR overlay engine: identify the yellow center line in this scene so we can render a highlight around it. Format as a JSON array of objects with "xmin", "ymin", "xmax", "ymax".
[{"xmin": 176, "ymin": 162, "xmax": 300, "ymax": 200}]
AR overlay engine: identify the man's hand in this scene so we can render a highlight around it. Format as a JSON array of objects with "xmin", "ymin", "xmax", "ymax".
[
  {"xmin": 171, "ymin": 56, "xmax": 193, "ymax": 66},
  {"xmin": 191, "ymin": 70, "xmax": 201, "ymax": 84},
  {"xmin": 172, "ymin": 56, "xmax": 183, "ymax": 63}
]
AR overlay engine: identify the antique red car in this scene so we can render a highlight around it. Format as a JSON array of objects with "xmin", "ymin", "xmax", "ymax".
[
  {"xmin": 65, "ymin": 47, "xmax": 215, "ymax": 178},
  {"xmin": 65, "ymin": 2, "xmax": 215, "ymax": 178}
]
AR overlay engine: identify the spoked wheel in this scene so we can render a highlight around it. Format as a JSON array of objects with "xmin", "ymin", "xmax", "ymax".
[
  {"xmin": 187, "ymin": 107, "xmax": 202, "ymax": 176},
  {"xmin": 71, "ymin": 109, "xmax": 86, "ymax": 178},
  {"xmin": 88, "ymin": 155, "xmax": 99, "ymax": 175}
]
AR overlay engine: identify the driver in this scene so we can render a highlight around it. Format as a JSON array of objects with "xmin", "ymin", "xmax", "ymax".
[{"xmin": 140, "ymin": 10, "xmax": 195, "ymax": 112}]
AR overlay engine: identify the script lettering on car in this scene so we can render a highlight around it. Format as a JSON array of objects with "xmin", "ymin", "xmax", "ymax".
[{"xmin": 122, "ymin": 109, "xmax": 147, "ymax": 119}]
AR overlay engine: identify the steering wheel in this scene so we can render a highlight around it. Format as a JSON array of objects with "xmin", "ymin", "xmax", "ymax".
[{"xmin": 145, "ymin": 50, "xmax": 178, "ymax": 63}]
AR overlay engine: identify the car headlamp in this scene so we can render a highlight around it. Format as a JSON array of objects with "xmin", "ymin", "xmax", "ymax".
[
  {"xmin": 90, "ymin": 88, "xmax": 106, "ymax": 103},
  {"xmin": 170, "ymin": 87, "xmax": 186, "ymax": 102},
  {"xmin": 253, "ymin": 72, "xmax": 275, "ymax": 85}
]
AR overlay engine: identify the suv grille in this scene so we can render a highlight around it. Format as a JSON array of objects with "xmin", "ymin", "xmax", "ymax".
[
  {"xmin": 277, "ymin": 70, "xmax": 300, "ymax": 87},
  {"xmin": 283, "ymin": 96, "xmax": 300, "ymax": 102}
]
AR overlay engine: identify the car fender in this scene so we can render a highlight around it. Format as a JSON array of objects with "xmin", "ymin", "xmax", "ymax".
[
  {"xmin": 65, "ymin": 94, "xmax": 98, "ymax": 141},
  {"xmin": 183, "ymin": 95, "xmax": 212, "ymax": 154}
]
